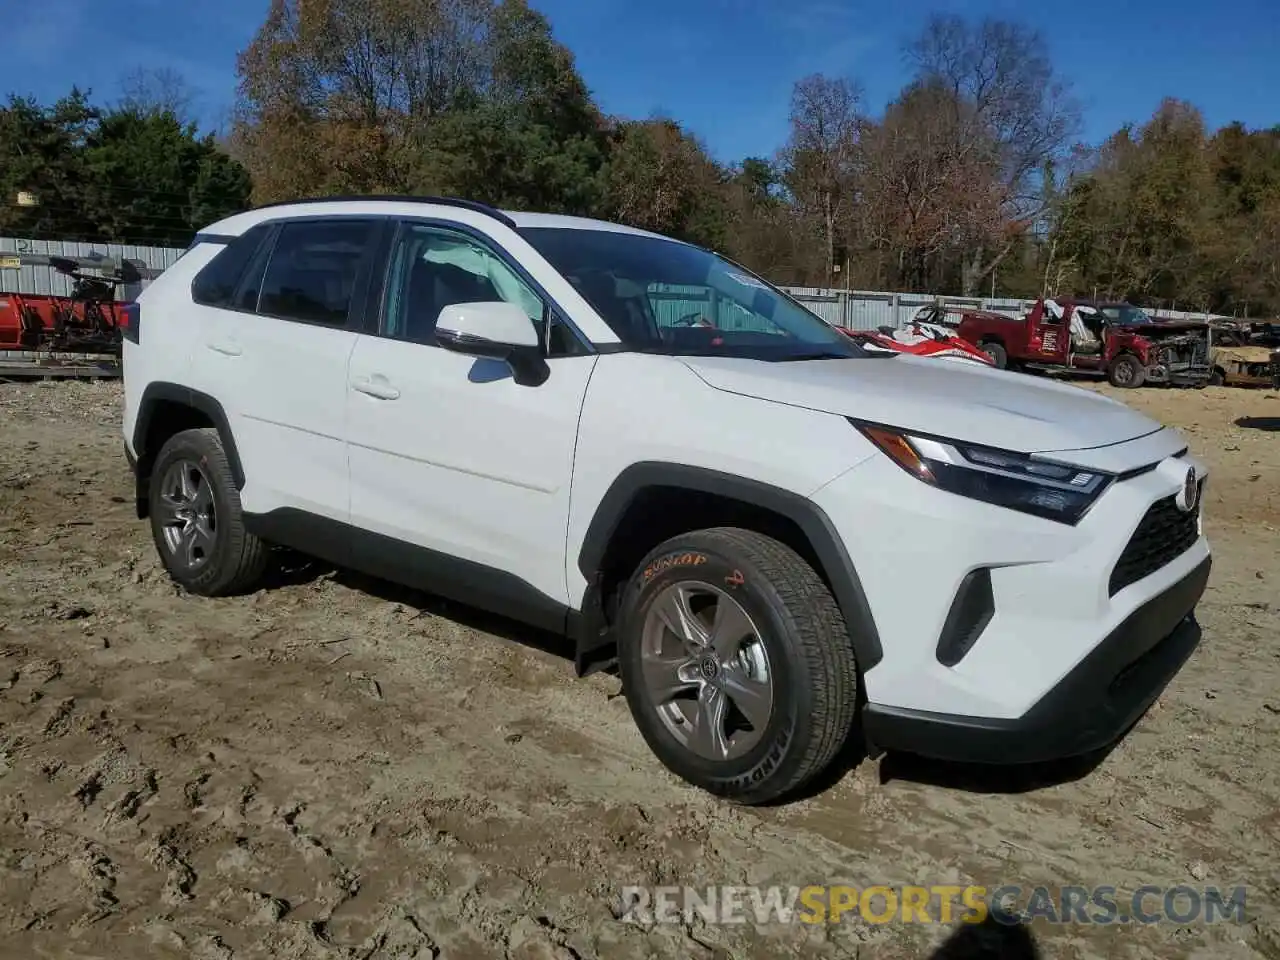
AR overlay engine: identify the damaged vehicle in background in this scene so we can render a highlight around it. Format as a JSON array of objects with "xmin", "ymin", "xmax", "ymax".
[
  {"xmin": 1210, "ymin": 343, "xmax": 1280, "ymax": 388},
  {"xmin": 936, "ymin": 298, "xmax": 1213, "ymax": 389}
]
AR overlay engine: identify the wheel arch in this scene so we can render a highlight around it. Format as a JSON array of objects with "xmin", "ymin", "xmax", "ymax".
[
  {"xmin": 573, "ymin": 462, "xmax": 883, "ymax": 677},
  {"xmin": 131, "ymin": 382, "xmax": 244, "ymax": 519}
]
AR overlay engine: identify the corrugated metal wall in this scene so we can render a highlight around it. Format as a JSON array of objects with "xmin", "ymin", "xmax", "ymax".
[
  {"xmin": 780, "ymin": 287, "xmax": 1032, "ymax": 331},
  {"xmin": 0, "ymin": 235, "xmax": 1232, "ymax": 327},
  {"xmin": 0, "ymin": 237, "xmax": 183, "ymax": 300},
  {"xmin": 778, "ymin": 287, "xmax": 1229, "ymax": 329}
]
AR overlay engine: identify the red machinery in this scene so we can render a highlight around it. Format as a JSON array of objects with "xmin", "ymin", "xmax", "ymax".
[
  {"xmin": 840, "ymin": 319, "xmax": 996, "ymax": 366},
  {"xmin": 0, "ymin": 253, "xmax": 154, "ymax": 355}
]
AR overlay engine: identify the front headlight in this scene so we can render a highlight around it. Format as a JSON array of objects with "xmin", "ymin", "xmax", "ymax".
[{"xmin": 853, "ymin": 421, "xmax": 1115, "ymax": 525}]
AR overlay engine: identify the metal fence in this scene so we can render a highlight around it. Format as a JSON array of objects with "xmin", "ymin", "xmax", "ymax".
[
  {"xmin": 778, "ymin": 286, "xmax": 1232, "ymax": 330},
  {"xmin": 0, "ymin": 237, "xmax": 183, "ymax": 301},
  {"xmin": 0, "ymin": 235, "xmax": 1232, "ymax": 328}
]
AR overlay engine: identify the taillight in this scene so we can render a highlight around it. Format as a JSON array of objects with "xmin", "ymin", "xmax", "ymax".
[{"xmin": 121, "ymin": 303, "xmax": 140, "ymax": 344}]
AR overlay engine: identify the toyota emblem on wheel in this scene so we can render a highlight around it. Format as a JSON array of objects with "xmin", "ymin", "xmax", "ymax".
[{"xmin": 1177, "ymin": 467, "xmax": 1199, "ymax": 513}]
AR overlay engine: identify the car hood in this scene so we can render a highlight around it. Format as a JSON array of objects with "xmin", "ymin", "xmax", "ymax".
[
  {"xmin": 680, "ymin": 354, "xmax": 1165, "ymax": 455},
  {"xmin": 1120, "ymin": 320, "xmax": 1208, "ymax": 335}
]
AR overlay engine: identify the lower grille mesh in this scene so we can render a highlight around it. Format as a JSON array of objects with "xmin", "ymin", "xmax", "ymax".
[{"xmin": 1109, "ymin": 487, "xmax": 1201, "ymax": 596}]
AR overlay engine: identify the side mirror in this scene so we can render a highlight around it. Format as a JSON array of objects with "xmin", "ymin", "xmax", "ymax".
[{"xmin": 435, "ymin": 301, "xmax": 549, "ymax": 387}]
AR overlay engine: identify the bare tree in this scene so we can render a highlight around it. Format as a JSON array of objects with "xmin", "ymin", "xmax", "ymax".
[
  {"xmin": 905, "ymin": 15, "xmax": 1081, "ymax": 293},
  {"xmin": 781, "ymin": 74, "xmax": 864, "ymax": 286},
  {"xmin": 118, "ymin": 67, "xmax": 197, "ymax": 122},
  {"xmin": 856, "ymin": 81, "xmax": 1008, "ymax": 289},
  {"xmin": 232, "ymin": 0, "xmax": 495, "ymax": 199}
]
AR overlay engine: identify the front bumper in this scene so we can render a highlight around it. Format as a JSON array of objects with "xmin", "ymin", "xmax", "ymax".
[
  {"xmin": 811, "ymin": 430, "xmax": 1210, "ymax": 737},
  {"xmin": 1144, "ymin": 363, "xmax": 1212, "ymax": 386},
  {"xmin": 862, "ymin": 555, "xmax": 1209, "ymax": 763}
]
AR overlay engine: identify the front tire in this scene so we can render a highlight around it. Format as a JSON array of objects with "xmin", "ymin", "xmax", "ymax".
[
  {"xmin": 1107, "ymin": 353, "xmax": 1146, "ymax": 388},
  {"xmin": 617, "ymin": 528, "xmax": 860, "ymax": 805},
  {"xmin": 981, "ymin": 341, "xmax": 1008, "ymax": 368},
  {"xmin": 147, "ymin": 427, "xmax": 269, "ymax": 597}
]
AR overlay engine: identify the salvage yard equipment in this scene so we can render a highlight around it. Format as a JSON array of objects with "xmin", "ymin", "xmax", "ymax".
[{"xmin": 0, "ymin": 253, "xmax": 153, "ymax": 356}]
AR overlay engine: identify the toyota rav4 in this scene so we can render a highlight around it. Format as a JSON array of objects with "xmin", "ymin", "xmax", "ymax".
[{"xmin": 121, "ymin": 196, "xmax": 1212, "ymax": 804}]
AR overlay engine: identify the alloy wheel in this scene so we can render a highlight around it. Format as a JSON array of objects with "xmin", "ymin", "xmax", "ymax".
[
  {"xmin": 156, "ymin": 459, "xmax": 217, "ymax": 571},
  {"xmin": 639, "ymin": 581, "xmax": 774, "ymax": 761}
]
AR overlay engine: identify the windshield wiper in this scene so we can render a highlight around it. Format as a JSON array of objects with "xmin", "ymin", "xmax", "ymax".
[{"xmin": 776, "ymin": 351, "xmax": 861, "ymax": 362}]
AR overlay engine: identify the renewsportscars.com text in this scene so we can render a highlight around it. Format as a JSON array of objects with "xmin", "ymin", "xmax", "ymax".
[{"xmin": 618, "ymin": 884, "xmax": 1248, "ymax": 926}]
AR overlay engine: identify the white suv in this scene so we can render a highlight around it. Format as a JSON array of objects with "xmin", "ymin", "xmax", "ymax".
[{"xmin": 121, "ymin": 197, "xmax": 1212, "ymax": 804}]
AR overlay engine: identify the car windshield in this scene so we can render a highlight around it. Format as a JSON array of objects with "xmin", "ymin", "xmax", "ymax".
[
  {"xmin": 519, "ymin": 227, "xmax": 866, "ymax": 360},
  {"xmin": 1100, "ymin": 304, "xmax": 1154, "ymax": 325}
]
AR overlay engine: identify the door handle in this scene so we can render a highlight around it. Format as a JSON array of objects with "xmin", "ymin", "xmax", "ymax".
[
  {"xmin": 207, "ymin": 340, "xmax": 242, "ymax": 357},
  {"xmin": 350, "ymin": 376, "xmax": 400, "ymax": 400}
]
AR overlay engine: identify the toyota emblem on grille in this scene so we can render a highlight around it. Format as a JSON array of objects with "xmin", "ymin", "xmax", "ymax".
[{"xmin": 1177, "ymin": 467, "xmax": 1199, "ymax": 513}]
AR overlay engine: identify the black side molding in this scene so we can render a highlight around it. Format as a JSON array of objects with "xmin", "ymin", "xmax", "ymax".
[
  {"xmin": 577, "ymin": 462, "xmax": 884, "ymax": 671},
  {"xmin": 242, "ymin": 508, "xmax": 572, "ymax": 636},
  {"xmin": 133, "ymin": 382, "xmax": 246, "ymax": 489}
]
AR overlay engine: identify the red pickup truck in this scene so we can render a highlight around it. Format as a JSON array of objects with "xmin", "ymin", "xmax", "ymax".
[{"xmin": 916, "ymin": 299, "xmax": 1213, "ymax": 388}]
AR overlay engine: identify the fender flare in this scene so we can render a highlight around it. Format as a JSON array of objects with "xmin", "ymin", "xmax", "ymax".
[
  {"xmin": 577, "ymin": 462, "xmax": 883, "ymax": 670},
  {"xmin": 132, "ymin": 382, "xmax": 245, "ymax": 489}
]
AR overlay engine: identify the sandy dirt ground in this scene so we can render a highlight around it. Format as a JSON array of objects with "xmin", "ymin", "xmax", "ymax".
[{"xmin": 0, "ymin": 377, "xmax": 1277, "ymax": 960}]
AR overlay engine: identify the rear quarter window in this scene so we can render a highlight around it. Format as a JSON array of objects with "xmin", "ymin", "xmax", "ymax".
[{"xmin": 191, "ymin": 224, "xmax": 273, "ymax": 308}]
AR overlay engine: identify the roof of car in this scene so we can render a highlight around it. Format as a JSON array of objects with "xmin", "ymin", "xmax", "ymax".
[
  {"xmin": 504, "ymin": 210, "xmax": 673, "ymax": 240},
  {"xmin": 197, "ymin": 196, "xmax": 680, "ymax": 244}
]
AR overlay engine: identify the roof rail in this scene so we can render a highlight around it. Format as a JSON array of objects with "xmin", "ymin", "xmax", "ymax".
[{"xmin": 249, "ymin": 194, "xmax": 517, "ymax": 230}]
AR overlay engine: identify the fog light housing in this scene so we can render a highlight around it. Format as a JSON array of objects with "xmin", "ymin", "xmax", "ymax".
[{"xmin": 936, "ymin": 568, "xmax": 994, "ymax": 667}]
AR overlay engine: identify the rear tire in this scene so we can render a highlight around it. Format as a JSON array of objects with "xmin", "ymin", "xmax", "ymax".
[
  {"xmin": 616, "ymin": 527, "xmax": 860, "ymax": 805},
  {"xmin": 1107, "ymin": 353, "xmax": 1146, "ymax": 388},
  {"xmin": 147, "ymin": 428, "xmax": 269, "ymax": 597},
  {"xmin": 981, "ymin": 341, "xmax": 1008, "ymax": 368}
]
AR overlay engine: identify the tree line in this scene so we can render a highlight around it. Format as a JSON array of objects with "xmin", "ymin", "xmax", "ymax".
[
  {"xmin": 3, "ymin": 0, "xmax": 1277, "ymax": 317},
  {"xmin": 0, "ymin": 69, "xmax": 251, "ymax": 249}
]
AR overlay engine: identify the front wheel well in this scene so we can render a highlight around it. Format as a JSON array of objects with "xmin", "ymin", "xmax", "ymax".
[
  {"xmin": 591, "ymin": 486, "xmax": 834, "ymax": 633},
  {"xmin": 574, "ymin": 476, "xmax": 882, "ymax": 678}
]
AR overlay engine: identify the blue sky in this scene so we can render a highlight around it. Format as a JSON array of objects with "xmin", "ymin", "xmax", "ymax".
[{"xmin": 3, "ymin": 0, "xmax": 1277, "ymax": 163}]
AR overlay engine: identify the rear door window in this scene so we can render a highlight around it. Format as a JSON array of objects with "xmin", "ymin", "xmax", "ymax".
[{"xmin": 258, "ymin": 220, "xmax": 377, "ymax": 326}]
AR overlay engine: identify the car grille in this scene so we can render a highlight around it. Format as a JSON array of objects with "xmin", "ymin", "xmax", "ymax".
[{"xmin": 1108, "ymin": 487, "xmax": 1202, "ymax": 597}]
